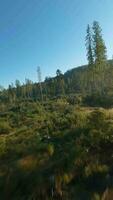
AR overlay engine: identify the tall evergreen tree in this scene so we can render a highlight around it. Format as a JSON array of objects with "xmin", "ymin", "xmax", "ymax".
[
  {"xmin": 92, "ymin": 21, "xmax": 107, "ymax": 69},
  {"xmin": 86, "ymin": 24, "xmax": 94, "ymax": 67}
]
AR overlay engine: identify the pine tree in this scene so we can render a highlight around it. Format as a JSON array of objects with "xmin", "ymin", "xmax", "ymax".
[
  {"xmin": 86, "ymin": 24, "xmax": 94, "ymax": 67},
  {"xmin": 92, "ymin": 21, "xmax": 107, "ymax": 69}
]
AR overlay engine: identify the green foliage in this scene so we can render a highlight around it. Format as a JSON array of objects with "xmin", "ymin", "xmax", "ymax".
[
  {"xmin": 0, "ymin": 100, "xmax": 113, "ymax": 199},
  {"xmin": 47, "ymin": 144, "xmax": 54, "ymax": 156},
  {"xmin": 0, "ymin": 121, "xmax": 11, "ymax": 134},
  {"xmin": 92, "ymin": 21, "xmax": 107, "ymax": 68},
  {"xmin": 86, "ymin": 24, "xmax": 94, "ymax": 67},
  {"xmin": 88, "ymin": 109, "xmax": 106, "ymax": 129}
]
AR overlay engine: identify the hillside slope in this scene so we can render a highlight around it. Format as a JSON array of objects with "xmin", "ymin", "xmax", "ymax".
[{"xmin": 1, "ymin": 60, "xmax": 113, "ymax": 108}]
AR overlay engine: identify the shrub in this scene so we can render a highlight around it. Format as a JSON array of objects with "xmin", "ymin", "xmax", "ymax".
[{"xmin": 0, "ymin": 121, "xmax": 11, "ymax": 134}]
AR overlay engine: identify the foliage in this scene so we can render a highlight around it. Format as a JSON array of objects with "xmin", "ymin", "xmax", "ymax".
[
  {"xmin": 0, "ymin": 101, "xmax": 113, "ymax": 199},
  {"xmin": 0, "ymin": 21, "xmax": 113, "ymax": 199}
]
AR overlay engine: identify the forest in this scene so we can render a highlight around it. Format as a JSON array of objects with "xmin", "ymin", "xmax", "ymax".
[{"xmin": 0, "ymin": 21, "xmax": 113, "ymax": 199}]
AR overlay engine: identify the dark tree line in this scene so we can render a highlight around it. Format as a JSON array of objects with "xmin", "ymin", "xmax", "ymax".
[{"xmin": 0, "ymin": 21, "xmax": 113, "ymax": 107}]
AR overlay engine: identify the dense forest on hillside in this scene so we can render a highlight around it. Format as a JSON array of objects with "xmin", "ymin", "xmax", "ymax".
[
  {"xmin": 1, "ymin": 60, "xmax": 113, "ymax": 108},
  {"xmin": 0, "ymin": 21, "xmax": 113, "ymax": 199}
]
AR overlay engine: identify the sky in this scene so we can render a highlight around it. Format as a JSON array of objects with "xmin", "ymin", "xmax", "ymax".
[{"xmin": 0, "ymin": 0, "xmax": 113, "ymax": 88}]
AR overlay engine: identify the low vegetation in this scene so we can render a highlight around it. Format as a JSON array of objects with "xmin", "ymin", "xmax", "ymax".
[{"xmin": 0, "ymin": 100, "xmax": 113, "ymax": 199}]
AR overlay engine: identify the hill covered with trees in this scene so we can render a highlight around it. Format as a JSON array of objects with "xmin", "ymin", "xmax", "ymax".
[
  {"xmin": 0, "ymin": 21, "xmax": 113, "ymax": 199},
  {"xmin": 1, "ymin": 21, "xmax": 113, "ymax": 108}
]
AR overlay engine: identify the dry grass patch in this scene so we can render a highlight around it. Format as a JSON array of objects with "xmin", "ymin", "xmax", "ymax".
[{"xmin": 18, "ymin": 155, "xmax": 38, "ymax": 171}]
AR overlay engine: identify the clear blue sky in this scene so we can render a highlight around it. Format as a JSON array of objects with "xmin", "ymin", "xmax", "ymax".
[{"xmin": 0, "ymin": 0, "xmax": 113, "ymax": 88}]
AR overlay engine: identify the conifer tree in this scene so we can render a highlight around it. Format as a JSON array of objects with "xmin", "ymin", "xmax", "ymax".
[
  {"xmin": 86, "ymin": 24, "xmax": 94, "ymax": 67},
  {"xmin": 92, "ymin": 21, "xmax": 107, "ymax": 69}
]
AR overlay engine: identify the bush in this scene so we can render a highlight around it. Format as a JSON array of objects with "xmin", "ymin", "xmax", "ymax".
[{"xmin": 0, "ymin": 121, "xmax": 11, "ymax": 134}]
